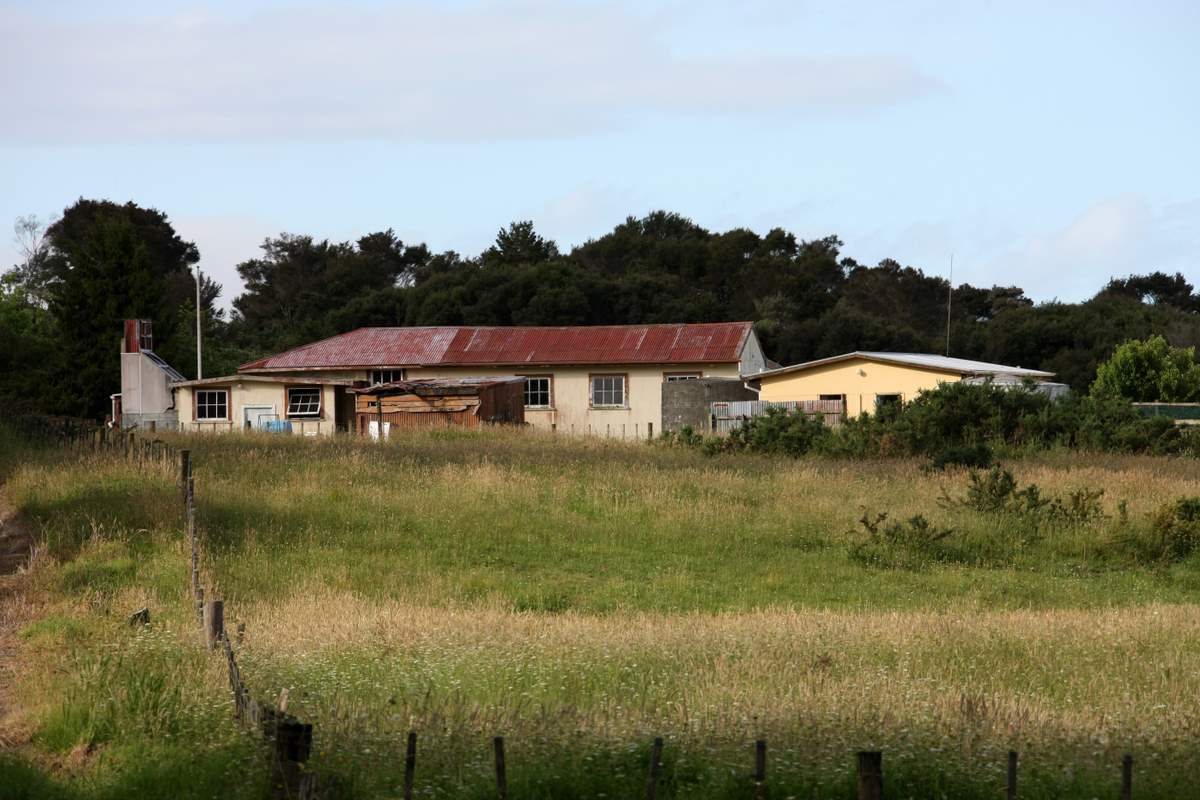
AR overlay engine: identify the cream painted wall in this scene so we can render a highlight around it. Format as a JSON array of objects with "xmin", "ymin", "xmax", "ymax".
[
  {"xmin": 408, "ymin": 364, "xmax": 742, "ymax": 438},
  {"xmin": 175, "ymin": 382, "xmax": 339, "ymax": 435},
  {"xmin": 238, "ymin": 362, "xmax": 742, "ymax": 438},
  {"xmin": 757, "ymin": 358, "xmax": 963, "ymax": 417}
]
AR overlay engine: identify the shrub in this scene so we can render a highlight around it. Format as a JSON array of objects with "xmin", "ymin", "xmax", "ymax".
[
  {"xmin": 946, "ymin": 466, "xmax": 1105, "ymax": 523},
  {"xmin": 848, "ymin": 510, "xmax": 956, "ymax": 570},
  {"xmin": 726, "ymin": 408, "xmax": 831, "ymax": 457},
  {"xmin": 1147, "ymin": 497, "xmax": 1200, "ymax": 562},
  {"xmin": 925, "ymin": 443, "xmax": 994, "ymax": 472}
]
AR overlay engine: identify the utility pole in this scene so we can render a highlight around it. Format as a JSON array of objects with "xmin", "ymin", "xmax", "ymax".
[
  {"xmin": 945, "ymin": 254, "xmax": 954, "ymax": 357},
  {"xmin": 195, "ymin": 265, "xmax": 203, "ymax": 380}
]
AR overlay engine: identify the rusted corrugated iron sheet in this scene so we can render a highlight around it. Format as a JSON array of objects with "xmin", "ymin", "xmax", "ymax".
[{"xmin": 240, "ymin": 323, "xmax": 751, "ymax": 372}]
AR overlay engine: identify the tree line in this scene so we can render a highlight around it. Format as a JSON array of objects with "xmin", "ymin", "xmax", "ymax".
[{"xmin": 3, "ymin": 198, "xmax": 1199, "ymax": 418}]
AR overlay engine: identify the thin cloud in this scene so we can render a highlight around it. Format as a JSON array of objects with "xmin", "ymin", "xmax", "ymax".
[{"xmin": 1, "ymin": 4, "xmax": 938, "ymax": 143}]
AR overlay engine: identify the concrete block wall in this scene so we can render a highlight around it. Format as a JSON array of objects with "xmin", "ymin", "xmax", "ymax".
[{"xmin": 661, "ymin": 378, "xmax": 757, "ymax": 434}]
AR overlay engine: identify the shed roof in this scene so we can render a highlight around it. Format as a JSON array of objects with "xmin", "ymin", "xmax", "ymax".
[
  {"xmin": 171, "ymin": 374, "xmax": 359, "ymax": 388},
  {"xmin": 239, "ymin": 323, "xmax": 753, "ymax": 372},
  {"xmin": 750, "ymin": 352, "xmax": 1054, "ymax": 380},
  {"xmin": 350, "ymin": 376, "xmax": 525, "ymax": 397}
]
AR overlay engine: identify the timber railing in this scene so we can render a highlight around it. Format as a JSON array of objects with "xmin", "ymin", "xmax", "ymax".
[{"xmin": 5, "ymin": 417, "xmax": 1147, "ymax": 800}]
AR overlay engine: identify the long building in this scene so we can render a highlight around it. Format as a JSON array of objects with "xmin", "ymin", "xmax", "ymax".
[{"xmin": 169, "ymin": 322, "xmax": 766, "ymax": 436}]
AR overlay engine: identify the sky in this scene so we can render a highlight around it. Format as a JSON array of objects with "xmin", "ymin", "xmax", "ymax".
[{"xmin": 2, "ymin": 0, "xmax": 1198, "ymax": 311}]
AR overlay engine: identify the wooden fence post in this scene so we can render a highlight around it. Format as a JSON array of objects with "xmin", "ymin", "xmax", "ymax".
[
  {"xmin": 755, "ymin": 739, "xmax": 767, "ymax": 800},
  {"xmin": 645, "ymin": 737, "xmax": 663, "ymax": 800},
  {"xmin": 1121, "ymin": 754, "xmax": 1133, "ymax": 800},
  {"xmin": 403, "ymin": 731, "xmax": 417, "ymax": 800},
  {"xmin": 493, "ymin": 736, "xmax": 507, "ymax": 800},
  {"xmin": 179, "ymin": 449, "xmax": 191, "ymax": 503},
  {"xmin": 203, "ymin": 600, "xmax": 224, "ymax": 649},
  {"xmin": 1006, "ymin": 751, "xmax": 1017, "ymax": 800},
  {"xmin": 856, "ymin": 751, "xmax": 882, "ymax": 800}
]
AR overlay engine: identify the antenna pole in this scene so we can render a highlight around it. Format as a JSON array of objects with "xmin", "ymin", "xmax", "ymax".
[
  {"xmin": 195, "ymin": 266, "xmax": 203, "ymax": 380},
  {"xmin": 945, "ymin": 254, "xmax": 953, "ymax": 356}
]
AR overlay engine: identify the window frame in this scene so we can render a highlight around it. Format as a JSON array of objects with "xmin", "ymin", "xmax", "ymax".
[
  {"xmin": 874, "ymin": 393, "xmax": 903, "ymax": 409},
  {"xmin": 589, "ymin": 373, "xmax": 628, "ymax": 409},
  {"xmin": 368, "ymin": 368, "xmax": 405, "ymax": 386},
  {"xmin": 664, "ymin": 372, "xmax": 702, "ymax": 382},
  {"xmin": 285, "ymin": 386, "xmax": 323, "ymax": 419},
  {"xmin": 521, "ymin": 374, "xmax": 554, "ymax": 409},
  {"xmin": 194, "ymin": 388, "xmax": 230, "ymax": 422}
]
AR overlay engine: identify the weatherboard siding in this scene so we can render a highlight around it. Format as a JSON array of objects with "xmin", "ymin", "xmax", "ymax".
[{"xmin": 756, "ymin": 357, "xmax": 963, "ymax": 417}]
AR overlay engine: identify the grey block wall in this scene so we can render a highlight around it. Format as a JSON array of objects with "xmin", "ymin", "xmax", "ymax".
[
  {"xmin": 122, "ymin": 411, "xmax": 179, "ymax": 431},
  {"xmin": 662, "ymin": 379, "xmax": 757, "ymax": 434}
]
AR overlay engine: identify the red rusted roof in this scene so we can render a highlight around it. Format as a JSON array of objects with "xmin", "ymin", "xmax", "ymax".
[{"xmin": 239, "ymin": 323, "xmax": 752, "ymax": 372}]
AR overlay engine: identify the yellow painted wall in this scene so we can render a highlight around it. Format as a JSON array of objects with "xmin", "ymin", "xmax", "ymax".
[
  {"xmin": 241, "ymin": 363, "xmax": 741, "ymax": 438},
  {"xmin": 175, "ymin": 381, "xmax": 339, "ymax": 436},
  {"xmin": 756, "ymin": 358, "xmax": 963, "ymax": 417}
]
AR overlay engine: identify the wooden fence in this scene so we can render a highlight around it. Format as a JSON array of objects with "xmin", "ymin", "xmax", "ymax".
[
  {"xmin": 710, "ymin": 399, "xmax": 845, "ymax": 434},
  {"xmin": 8, "ymin": 416, "xmax": 318, "ymax": 799},
  {"xmin": 5, "ymin": 417, "xmax": 1146, "ymax": 799}
]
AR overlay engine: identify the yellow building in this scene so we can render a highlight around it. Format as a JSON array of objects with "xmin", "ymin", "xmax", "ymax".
[{"xmin": 750, "ymin": 352, "xmax": 1056, "ymax": 418}]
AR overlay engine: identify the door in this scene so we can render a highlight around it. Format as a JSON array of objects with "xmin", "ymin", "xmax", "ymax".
[{"xmin": 243, "ymin": 405, "xmax": 276, "ymax": 431}]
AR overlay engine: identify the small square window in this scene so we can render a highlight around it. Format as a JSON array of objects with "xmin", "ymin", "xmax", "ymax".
[
  {"xmin": 195, "ymin": 389, "xmax": 228, "ymax": 421},
  {"xmin": 523, "ymin": 376, "xmax": 552, "ymax": 408},
  {"xmin": 287, "ymin": 387, "xmax": 322, "ymax": 417},
  {"xmin": 590, "ymin": 375, "xmax": 626, "ymax": 408}
]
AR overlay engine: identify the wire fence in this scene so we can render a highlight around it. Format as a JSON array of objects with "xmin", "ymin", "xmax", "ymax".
[{"xmin": 7, "ymin": 416, "xmax": 1147, "ymax": 800}]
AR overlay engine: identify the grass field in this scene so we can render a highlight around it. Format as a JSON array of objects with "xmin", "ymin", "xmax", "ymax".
[{"xmin": 2, "ymin": 427, "xmax": 1199, "ymax": 798}]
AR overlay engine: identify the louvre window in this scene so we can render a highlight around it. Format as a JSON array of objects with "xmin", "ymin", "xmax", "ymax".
[
  {"xmin": 195, "ymin": 389, "xmax": 228, "ymax": 421},
  {"xmin": 664, "ymin": 373, "xmax": 701, "ymax": 382},
  {"xmin": 287, "ymin": 387, "xmax": 322, "ymax": 417},
  {"xmin": 523, "ymin": 376, "xmax": 552, "ymax": 408},
  {"xmin": 369, "ymin": 369, "xmax": 405, "ymax": 385},
  {"xmin": 590, "ymin": 375, "xmax": 626, "ymax": 408}
]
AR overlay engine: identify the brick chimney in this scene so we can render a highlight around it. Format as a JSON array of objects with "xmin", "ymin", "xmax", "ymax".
[{"xmin": 123, "ymin": 319, "xmax": 153, "ymax": 353}]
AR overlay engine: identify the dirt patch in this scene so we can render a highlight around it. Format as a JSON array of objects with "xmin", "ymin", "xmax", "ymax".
[
  {"xmin": 0, "ymin": 487, "xmax": 35, "ymax": 576},
  {"xmin": 0, "ymin": 485, "xmax": 39, "ymax": 748}
]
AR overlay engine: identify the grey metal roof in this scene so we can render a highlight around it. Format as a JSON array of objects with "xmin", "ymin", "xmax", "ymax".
[
  {"xmin": 749, "ymin": 351, "xmax": 1055, "ymax": 380},
  {"xmin": 142, "ymin": 350, "xmax": 186, "ymax": 383}
]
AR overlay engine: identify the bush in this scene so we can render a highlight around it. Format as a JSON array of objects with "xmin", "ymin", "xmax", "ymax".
[
  {"xmin": 726, "ymin": 408, "xmax": 831, "ymax": 457},
  {"xmin": 848, "ymin": 511, "xmax": 956, "ymax": 570},
  {"xmin": 1147, "ymin": 497, "xmax": 1200, "ymax": 562},
  {"xmin": 926, "ymin": 443, "xmax": 994, "ymax": 472},
  {"xmin": 946, "ymin": 465, "xmax": 1105, "ymax": 523},
  {"xmin": 663, "ymin": 381, "xmax": 1196, "ymax": 461}
]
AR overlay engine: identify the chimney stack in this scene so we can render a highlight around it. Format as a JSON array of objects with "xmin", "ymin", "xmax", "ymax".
[{"xmin": 123, "ymin": 319, "xmax": 153, "ymax": 353}]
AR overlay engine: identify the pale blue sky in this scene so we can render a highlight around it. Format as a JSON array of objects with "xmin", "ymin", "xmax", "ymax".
[{"xmin": 2, "ymin": 0, "xmax": 1197, "ymax": 310}]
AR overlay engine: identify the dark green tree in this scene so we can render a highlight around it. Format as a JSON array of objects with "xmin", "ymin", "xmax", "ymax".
[{"xmin": 41, "ymin": 199, "xmax": 200, "ymax": 416}]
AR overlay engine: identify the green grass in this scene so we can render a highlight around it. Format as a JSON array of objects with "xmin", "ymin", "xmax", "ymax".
[{"xmin": 2, "ymin": 427, "xmax": 1199, "ymax": 798}]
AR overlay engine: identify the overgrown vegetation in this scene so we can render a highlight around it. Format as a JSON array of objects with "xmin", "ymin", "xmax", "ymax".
[
  {"xmin": 3, "ymin": 428, "xmax": 1200, "ymax": 798},
  {"xmin": 666, "ymin": 381, "xmax": 1200, "ymax": 461}
]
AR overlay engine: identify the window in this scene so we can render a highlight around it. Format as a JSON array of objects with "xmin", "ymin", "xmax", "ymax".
[
  {"xmin": 523, "ymin": 376, "xmax": 552, "ymax": 408},
  {"xmin": 369, "ymin": 369, "xmax": 405, "ymax": 386},
  {"xmin": 875, "ymin": 393, "xmax": 902, "ymax": 411},
  {"xmin": 195, "ymin": 389, "xmax": 228, "ymax": 421},
  {"xmin": 590, "ymin": 375, "xmax": 626, "ymax": 408},
  {"xmin": 287, "ymin": 387, "xmax": 322, "ymax": 417},
  {"xmin": 664, "ymin": 372, "xmax": 701, "ymax": 382}
]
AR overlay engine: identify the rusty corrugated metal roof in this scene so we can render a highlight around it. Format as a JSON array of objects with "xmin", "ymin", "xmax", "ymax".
[
  {"xmin": 350, "ymin": 376, "xmax": 524, "ymax": 395},
  {"xmin": 239, "ymin": 323, "xmax": 752, "ymax": 372}
]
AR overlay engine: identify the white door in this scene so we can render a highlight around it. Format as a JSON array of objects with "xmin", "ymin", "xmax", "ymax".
[{"xmin": 243, "ymin": 405, "xmax": 275, "ymax": 430}]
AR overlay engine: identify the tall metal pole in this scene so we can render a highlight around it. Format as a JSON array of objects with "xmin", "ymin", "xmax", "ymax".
[
  {"xmin": 945, "ymin": 254, "xmax": 954, "ymax": 356},
  {"xmin": 195, "ymin": 265, "xmax": 203, "ymax": 380}
]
